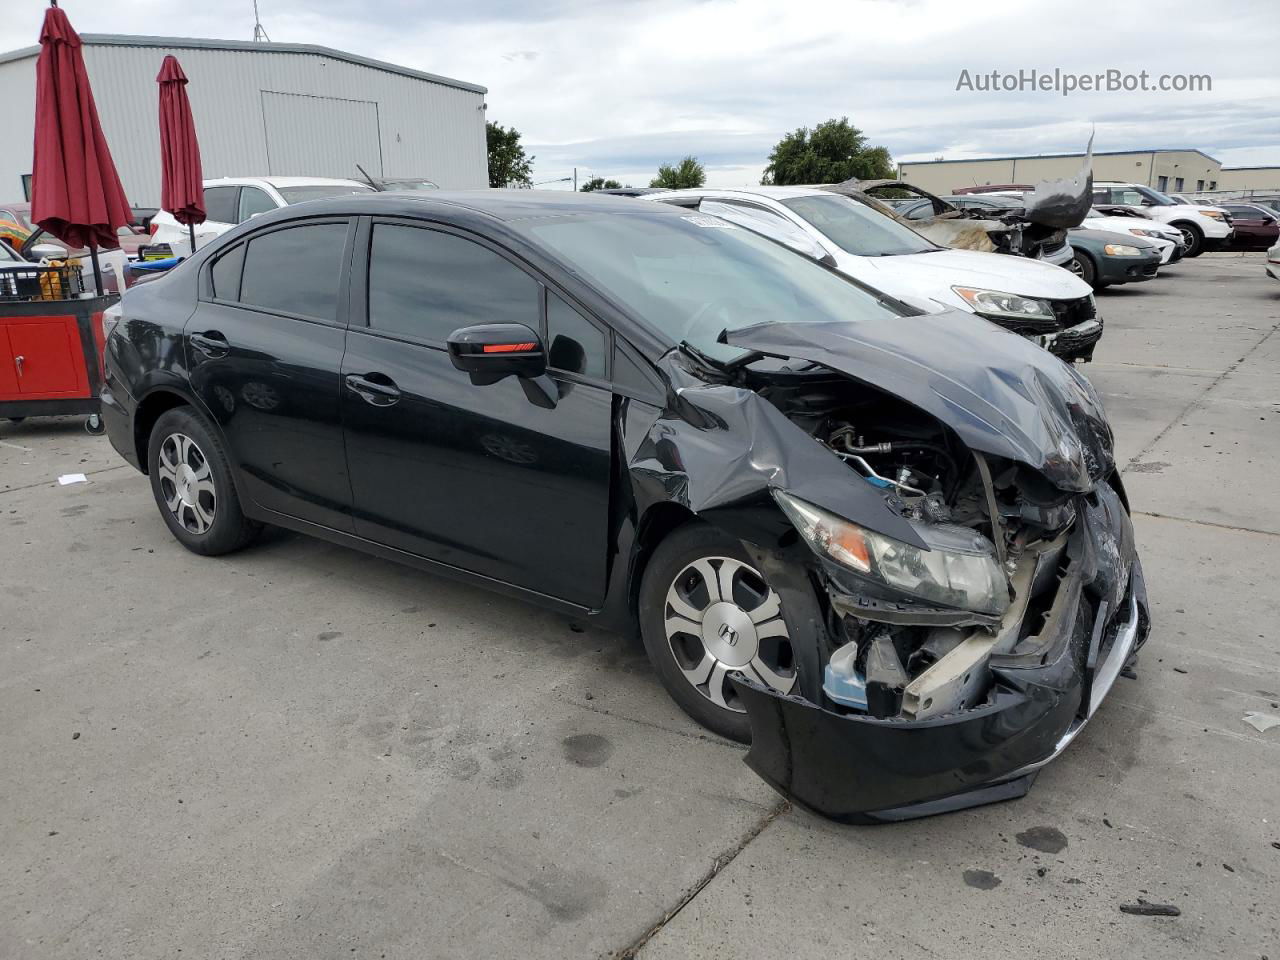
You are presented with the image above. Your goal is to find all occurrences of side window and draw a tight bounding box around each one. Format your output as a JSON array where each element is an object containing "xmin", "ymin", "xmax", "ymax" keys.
[
  {"xmin": 367, "ymin": 223, "xmax": 539, "ymax": 343},
  {"xmin": 209, "ymin": 243, "xmax": 245, "ymax": 301},
  {"xmin": 239, "ymin": 222, "xmax": 349, "ymax": 322},
  {"xmin": 1115, "ymin": 188, "xmax": 1146, "ymax": 205},
  {"xmin": 203, "ymin": 186, "xmax": 239, "ymax": 224},
  {"xmin": 238, "ymin": 187, "xmax": 276, "ymax": 223},
  {"xmin": 546, "ymin": 291, "xmax": 607, "ymax": 379}
]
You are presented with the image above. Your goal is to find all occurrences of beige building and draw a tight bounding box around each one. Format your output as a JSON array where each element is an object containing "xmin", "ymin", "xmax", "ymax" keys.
[{"xmin": 899, "ymin": 149, "xmax": 1280, "ymax": 197}]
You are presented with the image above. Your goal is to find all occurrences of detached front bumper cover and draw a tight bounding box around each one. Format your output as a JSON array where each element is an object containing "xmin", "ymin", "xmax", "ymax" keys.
[{"xmin": 733, "ymin": 487, "xmax": 1150, "ymax": 823}]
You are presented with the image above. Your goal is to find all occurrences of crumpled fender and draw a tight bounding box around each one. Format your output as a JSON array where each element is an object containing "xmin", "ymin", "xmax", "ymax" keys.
[
  {"xmin": 621, "ymin": 381, "xmax": 926, "ymax": 548},
  {"xmin": 722, "ymin": 315, "xmax": 1114, "ymax": 492}
]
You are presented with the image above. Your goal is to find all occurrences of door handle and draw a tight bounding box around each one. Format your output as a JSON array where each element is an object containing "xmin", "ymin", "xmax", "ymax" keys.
[
  {"xmin": 345, "ymin": 373, "xmax": 401, "ymax": 406},
  {"xmin": 190, "ymin": 331, "xmax": 230, "ymax": 358},
  {"xmin": 13, "ymin": 355, "xmax": 22, "ymax": 377}
]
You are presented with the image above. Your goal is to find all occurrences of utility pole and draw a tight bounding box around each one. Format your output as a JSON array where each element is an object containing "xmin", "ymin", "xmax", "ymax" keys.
[{"xmin": 573, "ymin": 167, "xmax": 577, "ymax": 192}]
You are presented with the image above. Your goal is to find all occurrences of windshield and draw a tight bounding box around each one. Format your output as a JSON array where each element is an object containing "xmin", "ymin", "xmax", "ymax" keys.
[
  {"xmin": 1135, "ymin": 186, "xmax": 1177, "ymax": 206},
  {"xmin": 524, "ymin": 211, "xmax": 907, "ymax": 359},
  {"xmin": 780, "ymin": 194, "xmax": 938, "ymax": 256},
  {"xmin": 277, "ymin": 184, "xmax": 374, "ymax": 204}
]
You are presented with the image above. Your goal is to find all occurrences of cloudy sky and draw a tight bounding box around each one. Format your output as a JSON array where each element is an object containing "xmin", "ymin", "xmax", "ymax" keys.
[{"xmin": 4, "ymin": 0, "xmax": 1278, "ymax": 187}]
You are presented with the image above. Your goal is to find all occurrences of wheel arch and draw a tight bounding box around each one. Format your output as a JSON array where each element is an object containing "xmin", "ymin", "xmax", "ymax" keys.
[
  {"xmin": 625, "ymin": 500, "xmax": 701, "ymax": 623},
  {"xmin": 132, "ymin": 386, "xmax": 201, "ymax": 475}
]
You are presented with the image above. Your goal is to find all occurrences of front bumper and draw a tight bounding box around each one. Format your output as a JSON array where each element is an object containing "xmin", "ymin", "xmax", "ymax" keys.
[
  {"xmin": 734, "ymin": 485, "xmax": 1150, "ymax": 823},
  {"xmin": 1041, "ymin": 317, "xmax": 1102, "ymax": 362}
]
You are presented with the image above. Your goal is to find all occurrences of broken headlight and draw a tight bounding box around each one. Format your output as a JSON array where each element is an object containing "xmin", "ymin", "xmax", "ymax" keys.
[
  {"xmin": 951, "ymin": 286, "xmax": 1054, "ymax": 323},
  {"xmin": 773, "ymin": 492, "xmax": 1011, "ymax": 616}
]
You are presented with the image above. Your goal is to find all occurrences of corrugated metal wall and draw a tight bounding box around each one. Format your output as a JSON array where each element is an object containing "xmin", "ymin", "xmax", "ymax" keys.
[{"xmin": 0, "ymin": 40, "xmax": 487, "ymax": 208}]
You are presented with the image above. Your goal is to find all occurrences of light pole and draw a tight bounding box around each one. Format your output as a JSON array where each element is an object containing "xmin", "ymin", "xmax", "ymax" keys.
[{"xmin": 532, "ymin": 177, "xmax": 572, "ymax": 188}]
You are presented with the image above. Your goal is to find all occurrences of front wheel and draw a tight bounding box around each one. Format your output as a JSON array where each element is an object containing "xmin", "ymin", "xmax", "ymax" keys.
[
  {"xmin": 147, "ymin": 406, "xmax": 260, "ymax": 556},
  {"xmin": 1174, "ymin": 221, "xmax": 1204, "ymax": 257},
  {"xmin": 638, "ymin": 524, "xmax": 798, "ymax": 742},
  {"xmin": 1068, "ymin": 250, "xmax": 1097, "ymax": 288}
]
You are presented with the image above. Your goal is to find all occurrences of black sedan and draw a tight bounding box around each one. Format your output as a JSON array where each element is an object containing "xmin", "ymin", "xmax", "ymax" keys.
[{"xmin": 100, "ymin": 192, "xmax": 1149, "ymax": 822}]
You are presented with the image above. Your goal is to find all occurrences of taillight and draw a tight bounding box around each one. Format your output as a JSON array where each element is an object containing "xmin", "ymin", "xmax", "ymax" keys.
[{"xmin": 148, "ymin": 222, "xmax": 159, "ymax": 235}]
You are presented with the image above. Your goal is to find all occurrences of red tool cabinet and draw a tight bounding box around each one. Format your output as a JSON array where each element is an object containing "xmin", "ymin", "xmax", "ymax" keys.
[{"xmin": 0, "ymin": 295, "xmax": 115, "ymax": 430}]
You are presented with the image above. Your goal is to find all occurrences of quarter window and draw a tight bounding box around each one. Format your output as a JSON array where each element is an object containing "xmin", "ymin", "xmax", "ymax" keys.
[
  {"xmin": 239, "ymin": 222, "xmax": 349, "ymax": 322},
  {"xmin": 367, "ymin": 223, "xmax": 539, "ymax": 343},
  {"xmin": 546, "ymin": 291, "xmax": 607, "ymax": 378},
  {"xmin": 209, "ymin": 243, "xmax": 245, "ymax": 301},
  {"xmin": 203, "ymin": 186, "xmax": 239, "ymax": 224}
]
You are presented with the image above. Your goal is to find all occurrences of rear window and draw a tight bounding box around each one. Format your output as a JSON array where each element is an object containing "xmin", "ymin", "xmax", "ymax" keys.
[{"xmin": 277, "ymin": 185, "xmax": 373, "ymax": 204}]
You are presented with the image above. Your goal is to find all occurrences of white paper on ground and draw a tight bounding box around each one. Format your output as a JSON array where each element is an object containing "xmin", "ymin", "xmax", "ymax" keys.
[
  {"xmin": 57, "ymin": 473, "xmax": 88, "ymax": 486},
  {"xmin": 1242, "ymin": 712, "xmax": 1280, "ymax": 734}
]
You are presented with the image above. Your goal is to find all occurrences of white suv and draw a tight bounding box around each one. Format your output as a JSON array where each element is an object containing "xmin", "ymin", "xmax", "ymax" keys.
[
  {"xmin": 150, "ymin": 177, "xmax": 373, "ymax": 253},
  {"xmin": 1091, "ymin": 182, "xmax": 1233, "ymax": 257},
  {"xmin": 645, "ymin": 187, "xmax": 1102, "ymax": 361}
]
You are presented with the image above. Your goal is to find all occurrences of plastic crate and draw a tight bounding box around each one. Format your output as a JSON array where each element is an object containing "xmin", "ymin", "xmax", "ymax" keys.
[{"xmin": 0, "ymin": 263, "xmax": 85, "ymax": 302}]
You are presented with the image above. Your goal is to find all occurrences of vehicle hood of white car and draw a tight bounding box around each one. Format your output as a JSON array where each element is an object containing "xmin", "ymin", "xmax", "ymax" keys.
[
  {"xmin": 845, "ymin": 247, "xmax": 1091, "ymax": 309},
  {"xmin": 1084, "ymin": 216, "xmax": 1179, "ymax": 238}
]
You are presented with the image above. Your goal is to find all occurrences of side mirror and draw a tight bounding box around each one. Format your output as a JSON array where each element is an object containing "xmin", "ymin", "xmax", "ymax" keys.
[
  {"xmin": 30, "ymin": 242, "xmax": 69, "ymax": 261},
  {"xmin": 447, "ymin": 323, "xmax": 547, "ymax": 385}
]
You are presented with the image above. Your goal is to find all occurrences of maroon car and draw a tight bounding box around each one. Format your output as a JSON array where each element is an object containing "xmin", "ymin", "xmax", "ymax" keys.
[{"xmin": 1220, "ymin": 203, "xmax": 1280, "ymax": 250}]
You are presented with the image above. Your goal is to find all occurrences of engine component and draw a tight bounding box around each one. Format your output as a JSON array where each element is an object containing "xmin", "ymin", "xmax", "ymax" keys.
[{"xmin": 823, "ymin": 640, "xmax": 868, "ymax": 710}]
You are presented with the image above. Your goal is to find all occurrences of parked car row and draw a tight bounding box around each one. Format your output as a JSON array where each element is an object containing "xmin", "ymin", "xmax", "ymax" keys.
[{"xmin": 100, "ymin": 189, "xmax": 1149, "ymax": 821}]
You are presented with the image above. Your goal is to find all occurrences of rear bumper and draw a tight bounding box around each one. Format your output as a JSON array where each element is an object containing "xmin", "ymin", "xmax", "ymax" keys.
[
  {"xmin": 100, "ymin": 381, "xmax": 141, "ymax": 471},
  {"xmin": 734, "ymin": 485, "xmax": 1149, "ymax": 823}
]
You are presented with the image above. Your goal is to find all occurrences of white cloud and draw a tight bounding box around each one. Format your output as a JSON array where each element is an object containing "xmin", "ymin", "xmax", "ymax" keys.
[{"xmin": 3, "ymin": 0, "xmax": 1277, "ymax": 186}]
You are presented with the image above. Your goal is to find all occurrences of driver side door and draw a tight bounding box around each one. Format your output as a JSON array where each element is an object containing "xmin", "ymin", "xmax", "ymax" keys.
[{"xmin": 340, "ymin": 218, "xmax": 614, "ymax": 608}]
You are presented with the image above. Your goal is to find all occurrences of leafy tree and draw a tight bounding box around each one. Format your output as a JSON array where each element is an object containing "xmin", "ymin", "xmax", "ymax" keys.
[
  {"xmin": 650, "ymin": 156, "xmax": 706, "ymax": 189},
  {"xmin": 580, "ymin": 177, "xmax": 623, "ymax": 192},
  {"xmin": 486, "ymin": 122, "xmax": 534, "ymax": 188},
  {"xmin": 761, "ymin": 118, "xmax": 894, "ymax": 185}
]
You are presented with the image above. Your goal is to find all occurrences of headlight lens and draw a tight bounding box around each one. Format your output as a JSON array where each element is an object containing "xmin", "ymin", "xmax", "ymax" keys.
[
  {"xmin": 1128, "ymin": 228, "xmax": 1157, "ymax": 238},
  {"xmin": 952, "ymin": 286, "xmax": 1055, "ymax": 322},
  {"xmin": 1103, "ymin": 243, "xmax": 1142, "ymax": 256},
  {"xmin": 1199, "ymin": 210, "xmax": 1225, "ymax": 220},
  {"xmin": 773, "ymin": 492, "xmax": 1011, "ymax": 615}
]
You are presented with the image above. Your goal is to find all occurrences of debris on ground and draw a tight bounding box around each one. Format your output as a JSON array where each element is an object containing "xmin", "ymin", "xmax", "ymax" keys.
[
  {"xmin": 1242, "ymin": 712, "xmax": 1280, "ymax": 734},
  {"xmin": 1120, "ymin": 899, "xmax": 1181, "ymax": 917},
  {"xmin": 57, "ymin": 473, "xmax": 88, "ymax": 485}
]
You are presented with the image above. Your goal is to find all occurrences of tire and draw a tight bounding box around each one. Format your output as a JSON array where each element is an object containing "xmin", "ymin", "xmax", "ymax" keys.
[
  {"xmin": 1173, "ymin": 221, "xmax": 1204, "ymax": 257},
  {"xmin": 146, "ymin": 406, "xmax": 260, "ymax": 556},
  {"xmin": 1068, "ymin": 250, "xmax": 1097, "ymax": 288},
  {"xmin": 638, "ymin": 523, "xmax": 798, "ymax": 743},
  {"xmin": 5, "ymin": 417, "xmax": 25, "ymax": 424}
]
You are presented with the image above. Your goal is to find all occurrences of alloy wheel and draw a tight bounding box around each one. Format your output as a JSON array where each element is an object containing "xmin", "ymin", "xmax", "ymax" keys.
[
  {"xmin": 156, "ymin": 432, "xmax": 217, "ymax": 535},
  {"xmin": 1068, "ymin": 257, "xmax": 1085, "ymax": 278},
  {"xmin": 663, "ymin": 556, "xmax": 796, "ymax": 711}
]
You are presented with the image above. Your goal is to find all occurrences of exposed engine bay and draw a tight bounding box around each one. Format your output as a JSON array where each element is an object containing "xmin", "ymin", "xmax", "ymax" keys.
[{"xmin": 754, "ymin": 369, "xmax": 1087, "ymax": 722}]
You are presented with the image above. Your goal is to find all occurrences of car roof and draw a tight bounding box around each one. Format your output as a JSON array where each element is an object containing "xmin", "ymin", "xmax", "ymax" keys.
[{"xmin": 203, "ymin": 176, "xmax": 369, "ymax": 189}]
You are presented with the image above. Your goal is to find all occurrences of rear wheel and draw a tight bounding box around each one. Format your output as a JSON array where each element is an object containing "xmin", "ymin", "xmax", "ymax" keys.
[
  {"xmin": 1174, "ymin": 221, "xmax": 1204, "ymax": 257},
  {"xmin": 638, "ymin": 524, "xmax": 797, "ymax": 742},
  {"xmin": 147, "ymin": 406, "xmax": 260, "ymax": 556}
]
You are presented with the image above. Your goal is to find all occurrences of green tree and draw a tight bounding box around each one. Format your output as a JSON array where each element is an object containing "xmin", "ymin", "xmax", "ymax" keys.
[
  {"xmin": 650, "ymin": 156, "xmax": 706, "ymax": 189},
  {"xmin": 761, "ymin": 118, "xmax": 894, "ymax": 185},
  {"xmin": 580, "ymin": 177, "xmax": 623, "ymax": 192},
  {"xmin": 486, "ymin": 122, "xmax": 534, "ymax": 188}
]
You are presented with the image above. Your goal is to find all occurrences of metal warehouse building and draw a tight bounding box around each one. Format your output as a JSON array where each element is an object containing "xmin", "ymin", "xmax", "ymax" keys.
[
  {"xmin": 0, "ymin": 34, "xmax": 489, "ymax": 207},
  {"xmin": 899, "ymin": 149, "xmax": 1280, "ymax": 197}
]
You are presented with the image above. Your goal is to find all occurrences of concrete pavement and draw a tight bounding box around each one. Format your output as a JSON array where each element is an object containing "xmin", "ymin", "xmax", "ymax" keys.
[{"xmin": 2, "ymin": 253, "xmax": 1277, "ymax": 959}]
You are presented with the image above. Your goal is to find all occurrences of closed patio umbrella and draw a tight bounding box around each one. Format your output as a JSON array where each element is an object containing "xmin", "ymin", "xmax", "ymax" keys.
[
  {"xmin": 30, "ymin": 0, "xmax": 133, "ymax": 293},
  {"xmin": 156, "ymin": 54, "xmax": 205, "ymax": 255}
]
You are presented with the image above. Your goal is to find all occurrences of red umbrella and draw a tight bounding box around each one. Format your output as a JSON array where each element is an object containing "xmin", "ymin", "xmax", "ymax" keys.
[
  {"xmin": 30, "ymin": 1, "xmax": 132, "ymax": 290},
  {"xmin": 157, "ymin": 54, "xmax": 205, "ymax": 253}
]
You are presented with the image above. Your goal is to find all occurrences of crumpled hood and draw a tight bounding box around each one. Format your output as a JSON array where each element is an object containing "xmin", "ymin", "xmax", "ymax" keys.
[
  {"xmin": 1082, "ymin": 216, "xmax": 1181, "ymax": 240},
  {"xmin": 858, "ymin": 248, "xmax": 1091, "ymax": 305},
  {"xmin": 724, "ymin": 312, "xmax": 1114, "ymax": 492}
]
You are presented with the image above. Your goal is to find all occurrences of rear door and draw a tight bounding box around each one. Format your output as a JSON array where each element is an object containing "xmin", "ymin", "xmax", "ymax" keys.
[
  {"xmin": 340, "ymin": 217, "xmax": 613, "ymax": 607},
  {"xmin": 186, "ymin": 217, "xmax": 356, "ymax": 531}
]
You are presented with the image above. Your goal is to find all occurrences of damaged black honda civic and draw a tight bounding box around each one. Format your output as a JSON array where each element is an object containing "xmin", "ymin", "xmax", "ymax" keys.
[{"xmin": 100, "ymin": 191, "xmax": 1149, "ymax": 822}]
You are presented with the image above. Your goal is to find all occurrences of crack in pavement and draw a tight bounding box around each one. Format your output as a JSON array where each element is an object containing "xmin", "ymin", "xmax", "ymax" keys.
[
  {"xmin": 612, "ymin": 800, "xmax": 789, "ymax": 959},
  {"xmin": 1123, "ymin": 317, "xmax": 1280, "ymax": 471},
  {"xmin": 0, "ymin": 463, "xmax": 129, "ymax": 497},
  {"xmin": 1134, "ymin": 510, "xmax": 1280, "ymax": 538}
]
